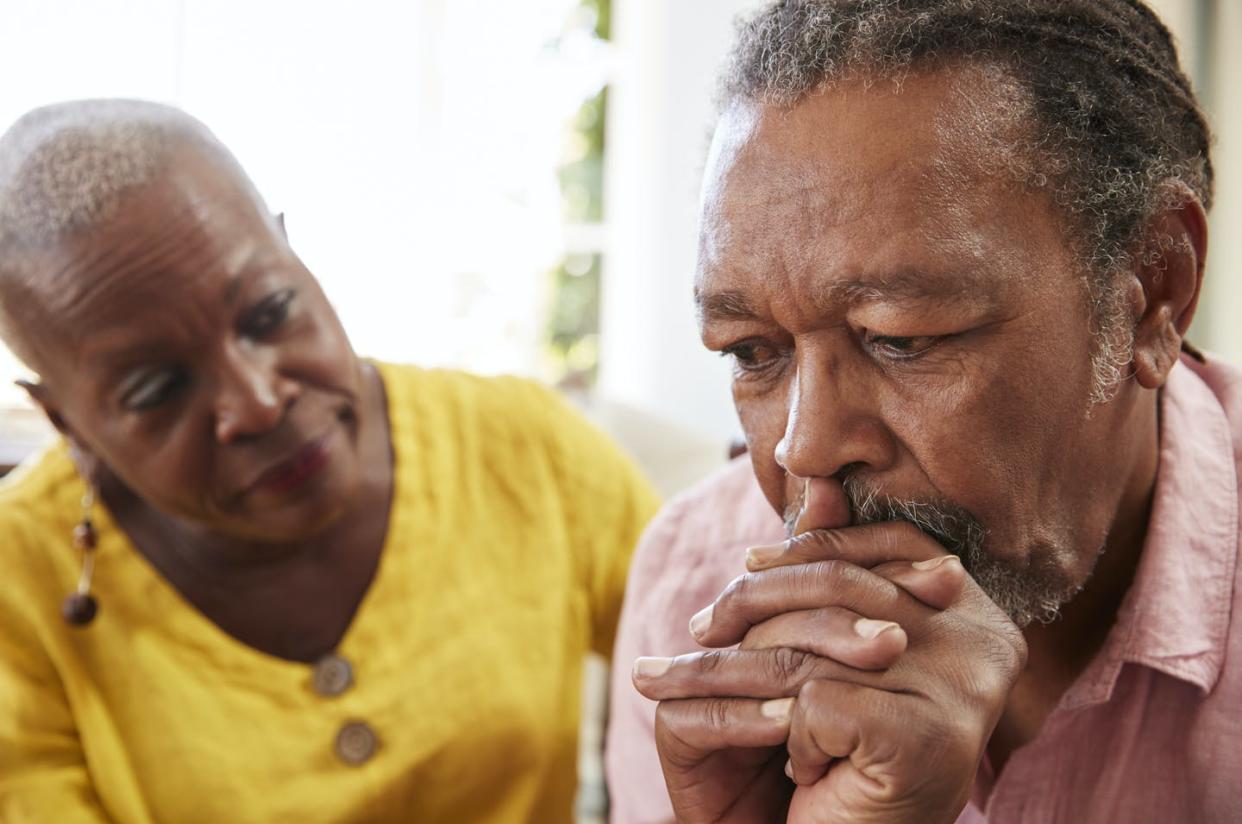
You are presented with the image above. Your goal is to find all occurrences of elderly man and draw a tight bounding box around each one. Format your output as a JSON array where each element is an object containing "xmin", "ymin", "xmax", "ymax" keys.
[{"xmin": 608, "ymin": 1, "xmax": 1239, "ymax": 822}]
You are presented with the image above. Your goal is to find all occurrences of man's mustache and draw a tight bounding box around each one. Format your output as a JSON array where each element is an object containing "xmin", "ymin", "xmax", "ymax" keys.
[{"xmin": 783, "ymin": 476, "xmax": 986, "ymax": 559}]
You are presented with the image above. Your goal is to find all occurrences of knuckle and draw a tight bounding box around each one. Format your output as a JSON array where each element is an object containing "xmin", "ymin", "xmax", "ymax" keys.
[
  {"xmin": 810, "ymin": 558, "xmax": 848, "ymax": 589},
  {"xmin": 768, "ymin": 646, "xmax": 816, "ymax": 689},
  {"xmin": 813, "ymin": 558, "xmax": 895, "ymax": 610},
  {"xmin": 794, "ymin": 528, "xmax": 842, "ymax": 559},
  {"xmin": 653, "ymin": 702, "xmax": 706, "ymax": 769},
  {"xmin": 704, "ymin": 698, "xmax": 734, "ymax": 731},
  {"xmin": 696, "ymin": 650, "xmax": 727, "ymax": 674},
  {"xmin": 953, "ymin": 632, "xmax": 1022, "ymax": 704},
  {"xmin": 914, "ymin": 713, "xmax": 976, "ymax": 771},
  {"xmin": 653, "ymin": 700, "xmax": 684, "ymax": 736},
  {"xmin": 891, "ymin": 520, "xmax": 927, "ymax": 544},
  {"xmin": 877, "ymin": 520, "xmax": 925, "ymax": 556},
  {"xmin": 797, "ymin": 677, "xmax": 832, "ymax": 706},
  {"xmin": 1003, "ymin": 624, "xmax": 1029, "ymax": 670},
  {"xmin": 718, "ymin": 572, "xmax": 752, "ymax": 610}
]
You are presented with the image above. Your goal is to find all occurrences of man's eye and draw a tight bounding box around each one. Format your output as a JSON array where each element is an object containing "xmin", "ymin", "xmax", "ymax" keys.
[
  {"xmin": 121, "ymin": 367, "xmax": 188, "ymax": 411},
  {"xmin": 865, "ymin": 333, "xmax": 942, "ymax": 359},
  {"xmin": 241, "ymin": 289, "xmax": 295, "ymax": 338},
  {"xmin": 721, "ymin": 340, "xmax": 782, "ymax": 373}
]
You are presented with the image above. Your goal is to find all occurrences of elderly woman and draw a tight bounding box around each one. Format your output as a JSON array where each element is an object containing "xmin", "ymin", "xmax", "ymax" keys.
[{"xmin": 0, "ymin": 100, "xmax": 658, "ymax": 823}]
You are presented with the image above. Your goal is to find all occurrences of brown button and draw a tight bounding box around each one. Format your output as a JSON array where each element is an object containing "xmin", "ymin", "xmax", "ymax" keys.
[
  {"xmin": 312, "ymin": 654, "xmax": 354, "ymax": 697},
  {"xmin": 335, "ymin": 720, "xmax": 379, "ymax": 765}
]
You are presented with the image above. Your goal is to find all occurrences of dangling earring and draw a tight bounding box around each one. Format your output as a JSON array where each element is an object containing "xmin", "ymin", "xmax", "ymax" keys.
[{"xmin": 62, "ymin": 486, "xmax": 99, "ymax": 627}]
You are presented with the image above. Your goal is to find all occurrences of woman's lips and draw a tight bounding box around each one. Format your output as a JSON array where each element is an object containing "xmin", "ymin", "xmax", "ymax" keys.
[{"xmin": 250, "ymin": 432, "xmax": 334, "ymax": 496}]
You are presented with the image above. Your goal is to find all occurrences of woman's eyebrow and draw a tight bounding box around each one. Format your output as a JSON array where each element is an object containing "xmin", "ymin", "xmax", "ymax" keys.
[{"xmin": 88, "ymin": 340, "xmax": 177, "ymax": 370}]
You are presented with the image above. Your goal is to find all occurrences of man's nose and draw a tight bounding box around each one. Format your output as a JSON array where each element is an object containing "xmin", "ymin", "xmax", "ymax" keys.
[
  {"xmin": 773, "ymin": 354, "xmax": 895, "ymax": 479},
  {"xmin": 213, "ymin": 345, "xmax": 299, "ymax": 444}
]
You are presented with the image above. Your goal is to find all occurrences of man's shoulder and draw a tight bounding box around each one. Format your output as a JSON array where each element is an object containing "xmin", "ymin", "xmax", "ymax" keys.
[
  {"xmin": 1182, "ymin": 353, "xmax": 1242, "ymax": 437},
  {"xmin": 630, "ymin": 457, "xmax": 784, "ymax": 590},
  {"xmin": 660, "ymin": 456, "xmax": 785, "ymax": 548}
]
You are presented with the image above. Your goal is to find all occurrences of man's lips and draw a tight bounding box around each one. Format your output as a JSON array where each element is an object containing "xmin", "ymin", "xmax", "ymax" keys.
[{"xmin": 246, "ymin": 432, "xmax": 335, "ymax": 496}]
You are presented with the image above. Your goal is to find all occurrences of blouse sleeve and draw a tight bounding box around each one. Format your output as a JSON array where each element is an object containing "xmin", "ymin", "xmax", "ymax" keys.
[{"xmin": 536, "ymin": 385, "xmax": 662, "ymax": 658}]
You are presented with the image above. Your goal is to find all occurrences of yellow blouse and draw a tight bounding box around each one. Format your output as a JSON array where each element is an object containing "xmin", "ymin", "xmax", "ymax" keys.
[{"xmin": 0, "ymin": 363, "xmax": 659, "ymax": 823}]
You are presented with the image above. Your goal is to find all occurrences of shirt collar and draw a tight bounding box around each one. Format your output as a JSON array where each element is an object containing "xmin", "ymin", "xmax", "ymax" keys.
[{"xmin": 1066, "ymin": 357, "xmax": 1238, "ymax": 708}]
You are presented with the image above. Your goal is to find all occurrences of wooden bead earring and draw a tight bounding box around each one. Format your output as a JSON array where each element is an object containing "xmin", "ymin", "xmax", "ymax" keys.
[{"xmin": 62, "ymin": 487, "xmax": 99, "ymax": 627}]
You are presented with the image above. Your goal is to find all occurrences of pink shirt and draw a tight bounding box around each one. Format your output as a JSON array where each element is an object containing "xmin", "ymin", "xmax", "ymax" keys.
[{"xmin": 606, "ymin": 354, "xmax": 1242, "ymax": 823}]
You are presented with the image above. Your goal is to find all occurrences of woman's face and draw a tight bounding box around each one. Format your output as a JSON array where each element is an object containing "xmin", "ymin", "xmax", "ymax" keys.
[{"xmin": 24, "ymin": 149, "xmax": 370, "ymax": 543}]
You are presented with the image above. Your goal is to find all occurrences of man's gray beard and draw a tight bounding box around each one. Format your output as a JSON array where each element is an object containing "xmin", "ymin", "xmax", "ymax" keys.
[{"xmin": 785, "ymin": 476, "xmax": 1087, "ymax": 628}]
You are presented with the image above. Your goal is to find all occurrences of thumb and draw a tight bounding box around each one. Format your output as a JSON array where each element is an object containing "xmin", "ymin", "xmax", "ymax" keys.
[{"xmin": 792, "ymin": 477, "xmax": 851, "ymax": 535}]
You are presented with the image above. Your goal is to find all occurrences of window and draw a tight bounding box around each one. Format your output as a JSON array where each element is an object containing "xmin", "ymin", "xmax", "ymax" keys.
[{"xmin": 0, "ymin": 0, "xmax": 612, "ymax": 427}]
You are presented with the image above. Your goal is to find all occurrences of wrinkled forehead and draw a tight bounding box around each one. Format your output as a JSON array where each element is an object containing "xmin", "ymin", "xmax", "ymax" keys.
[
  {"xmin": 3, "ymin": 151, "xmax": 283, "ymax": 370},
  {"xmin": 43, "ymin": 149, "xmax": 272, "ymax": 282},
  {"xmin": 696, "ymin": 67, "xmax": 1047, "ymax": 304}
]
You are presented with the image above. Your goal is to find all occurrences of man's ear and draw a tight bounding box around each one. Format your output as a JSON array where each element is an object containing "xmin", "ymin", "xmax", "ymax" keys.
[
  {"xmin": 17, "ymin": 379, "xmax": 103, "ymax": 480},
  {"xmin": 1130, "ymin": 186, "xmax": 1208, "ymax": 390}
]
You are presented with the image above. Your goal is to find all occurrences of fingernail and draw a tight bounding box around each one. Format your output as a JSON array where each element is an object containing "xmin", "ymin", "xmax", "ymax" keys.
[
  {"xmin": 745, "ymin": 543, "xmax": 784, "ymax": 569},
  {"xmin": 633, "ymin": 656, "xmax": 673, "ymax": 679},
  {"xmin": 912, "ymin": 555, "xmax": 960, "ymax": 571},
  {"xmin": 784, "ymin": 758, "xmax": 794, "ymax": 780},
  {"xmin": 792, "ymin": 477, "xmax": 812, "ymax": 533},
  {"xmin": 761, "ymin": 697, "xmax": 794, "ymax": 722},
  {"xmin": 854, "ymin": 618, "xmax": 900, "ymax": 639},
  {"xmin": 688, "ymin": 605, "xmax": 714, "ymax": 639}
]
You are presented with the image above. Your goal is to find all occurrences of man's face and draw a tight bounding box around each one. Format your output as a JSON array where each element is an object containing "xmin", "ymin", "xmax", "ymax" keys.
[
  {"xmin": 696, "ymin": 69, "xmax": 1150, "ymax": 623},
  {"xmin": 24, "ymin": 148, "xmax": 368, "ymax": 543}
]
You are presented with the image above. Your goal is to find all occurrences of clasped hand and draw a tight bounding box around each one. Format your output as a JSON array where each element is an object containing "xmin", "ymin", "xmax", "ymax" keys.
[{"xmin": 632, "ymin": 479, "xmax": 1027, "ymax": 824}]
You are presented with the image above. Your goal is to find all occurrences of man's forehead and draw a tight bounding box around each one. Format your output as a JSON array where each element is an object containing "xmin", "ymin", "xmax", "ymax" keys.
[
  {"xmin": 708, "ymin": 73, "xmax": 959, "ymax": 179},
  {"xmin": 696, "ymin": 69, "xmax": 1051, "ymax": 318},
  {"xmin": 695, "ymin": 263, "xmax": 1001, "ymax": 322}
]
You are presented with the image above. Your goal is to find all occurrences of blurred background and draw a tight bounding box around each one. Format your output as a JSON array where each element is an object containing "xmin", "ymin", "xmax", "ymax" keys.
[{"xmin": 0, "ymin": 1, "xmax": 1238, "ymax": 819}]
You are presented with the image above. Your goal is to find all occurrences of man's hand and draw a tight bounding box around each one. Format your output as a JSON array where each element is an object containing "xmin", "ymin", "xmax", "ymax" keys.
[{"xmin": 633, "ymin": 479, "xmax": 1026, "ymax": 824}]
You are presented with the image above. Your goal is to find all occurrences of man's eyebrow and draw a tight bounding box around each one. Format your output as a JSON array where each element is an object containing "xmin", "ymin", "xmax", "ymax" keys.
[
  {"xmin": 695, "ymin": 289, "xmax": 759, "ymax": 321},
  {"xmin": 696, "ymin": 268, "xmax": 996, "ymax": 321},
  {"xmin": 829, "ymin": 269, "xmax": 994, "ymax": 305}
]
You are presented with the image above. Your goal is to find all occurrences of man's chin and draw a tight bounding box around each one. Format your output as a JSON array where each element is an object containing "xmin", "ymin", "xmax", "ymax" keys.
[{"xmin": 967, "ymin": 540, "xmax": 1097, "ymax": 629}]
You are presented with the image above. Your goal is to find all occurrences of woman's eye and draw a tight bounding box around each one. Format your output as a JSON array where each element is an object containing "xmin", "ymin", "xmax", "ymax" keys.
[
  {"xmin": 865, "ymin": 333, "xmax": 942, "ymax": 359},
  {"xmin": 241, "ymin": 289, "xmax": 295, "ymax": 338},
  {"xmin": 721, "ymin": 340, "xmax": 783, "ymax": 373},
  {"xmin": 121, "ymin": 367, "xmax": 187, "ymax": 411}
]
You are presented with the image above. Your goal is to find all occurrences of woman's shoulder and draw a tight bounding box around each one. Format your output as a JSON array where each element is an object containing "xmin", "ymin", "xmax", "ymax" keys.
[
  {"xmin": 375, "ymin": 361, "xmax": 587, "ymax": 445},
  {"xmin": 375, "ymin": 361, "xmax": 645, "ymax": 508},
  {"xmin": 0, "ymin": 442, "xmax": 80, "ymax": 619},
  {"xmin": 0, "ymin": 440, "xmax": 80, "ymax": 533},
  {"xmin": 376, "ymin": 360, "xmax": 560, "ymax": 406}
]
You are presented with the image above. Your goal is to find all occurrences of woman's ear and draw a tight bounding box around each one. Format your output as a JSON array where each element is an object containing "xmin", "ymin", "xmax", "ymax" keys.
[
  {"xmin": 17, "ymin": 378, "xmax": 69, "ymax": 434},
  {"xmin": 17, "ymin": 378, "xmax": 104, "ymax": 482},
  {"xmin": 1130, "ymin": 186, "xmax": 1208, "ymax": 390}
]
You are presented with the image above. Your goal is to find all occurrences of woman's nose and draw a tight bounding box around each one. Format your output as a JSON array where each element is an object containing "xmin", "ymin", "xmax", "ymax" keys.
[{"xmin": 213, "ymin": 348, "xmax": 299, "ymax": 443}]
